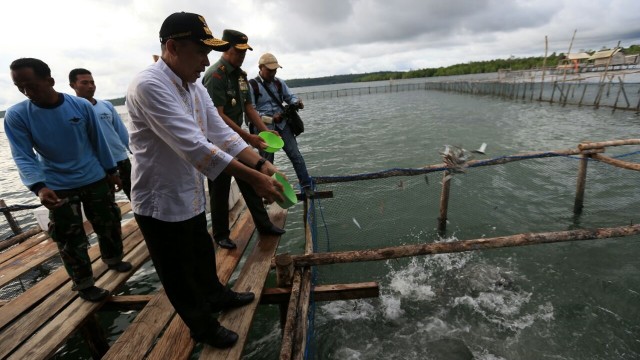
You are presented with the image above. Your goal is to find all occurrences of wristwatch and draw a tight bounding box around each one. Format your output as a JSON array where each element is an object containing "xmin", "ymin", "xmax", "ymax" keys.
[{"xmin": 255, "ymin": 158, "xmax": 266, "ymax": 171}]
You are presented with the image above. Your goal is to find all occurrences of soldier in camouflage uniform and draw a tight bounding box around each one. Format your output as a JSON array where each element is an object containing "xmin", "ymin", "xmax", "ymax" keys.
[
  {"xmin": 5, "ymin": 58, "xmax": 132, "ymax": 302},
  {"xmin": 202, "ymin": 29, "xmax": 285, "ymax": 250}
]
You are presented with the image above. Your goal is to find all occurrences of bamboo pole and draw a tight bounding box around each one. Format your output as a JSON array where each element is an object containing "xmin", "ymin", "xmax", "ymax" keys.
[
  {"xmin": 291, "ymin": 224, "xmax": 640, "ymax": 267},
  {"xmin": 618, "ymin": 77, "xmax": 631, "ymax": 108},
  {"xmin": 578, "ymin": 83, "xmax": 588, "ymax": 106},
  {"xmin": 573, "ymin": 154, "xmax": 590, "ymax": 214},
  {"xmin": 314, "ymin": 147, "xmax": 605, "ymax": 184},
  {"xmin": 539, "ymin": 36, "xmax": 548, "ymax": 101},
  {"xmin": 437, "ymin": 171, "xmax": 452, "ymax": 235}
]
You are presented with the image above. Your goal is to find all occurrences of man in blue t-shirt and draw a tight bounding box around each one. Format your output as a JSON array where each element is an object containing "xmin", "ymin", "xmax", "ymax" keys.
[
  {"xmin": 69, "ymin": 68, "xmax": 132, "ymax": 200},
  {"xmin": 4, "ymin": 58, "xmax": 132, "ymax": 302}
]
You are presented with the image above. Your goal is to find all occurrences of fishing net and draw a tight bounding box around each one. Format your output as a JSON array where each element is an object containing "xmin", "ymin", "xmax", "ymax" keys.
[{"xmin": 299, "ymin": 148, "xmax": 640, "ymax": 359}]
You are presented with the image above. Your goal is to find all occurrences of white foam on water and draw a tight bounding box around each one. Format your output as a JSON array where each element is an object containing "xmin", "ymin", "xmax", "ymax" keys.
[{"xmin": 320, "ymin": 298, "xmax": 377, "ymax": 321}]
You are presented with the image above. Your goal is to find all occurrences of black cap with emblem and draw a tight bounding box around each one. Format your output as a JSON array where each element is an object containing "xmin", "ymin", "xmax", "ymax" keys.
[{"xmin": 159, "ymin": 12, "xmax": 229, "ymax": 51}]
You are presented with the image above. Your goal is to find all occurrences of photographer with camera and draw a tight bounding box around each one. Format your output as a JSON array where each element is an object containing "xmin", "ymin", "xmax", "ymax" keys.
[{"xmin": 249, "ymin": 53, "xmax": 313, "ymax": 196}]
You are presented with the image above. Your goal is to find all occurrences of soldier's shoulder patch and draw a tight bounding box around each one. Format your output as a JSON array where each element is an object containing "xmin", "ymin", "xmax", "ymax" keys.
[{"xmin": 212, "ymin": 72, "xmax": 223, "ymax": 80}]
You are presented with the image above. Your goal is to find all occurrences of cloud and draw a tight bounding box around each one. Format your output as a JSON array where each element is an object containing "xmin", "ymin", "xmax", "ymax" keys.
[{"xmin": 1, "ymin": 0, "xmax": 640, "ymax": 111}]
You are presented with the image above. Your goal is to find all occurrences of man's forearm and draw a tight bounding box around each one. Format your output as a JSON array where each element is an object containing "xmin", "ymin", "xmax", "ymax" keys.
[{"xmin": 245, "ymin": 105, "xmax": 269, "ymax": 133}]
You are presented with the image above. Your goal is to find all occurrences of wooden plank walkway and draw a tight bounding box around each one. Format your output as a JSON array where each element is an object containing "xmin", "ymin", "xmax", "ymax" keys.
[
  {"xmin": 0, "ymin": 191, "xmax": 292, "ymax": 359},
  {"xmin": 0, "ymin": 189, "xmax": 383, "ymax": 359},
  {"xmin": 0, "ymin": 202, "xmax": 132, "ymax": 289},
  {"xmin": 0, "ymin": 229, "xmax": 145, "ymax": 358},
  {"xmin": 103, "ymin": 202, "xmax": 287, "ymax": 360}
]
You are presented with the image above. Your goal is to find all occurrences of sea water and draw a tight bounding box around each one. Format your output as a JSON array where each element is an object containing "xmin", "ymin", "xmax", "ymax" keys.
[{"xmin": 1, "ymin": 82, "xmax": 639, "ymax": 359}]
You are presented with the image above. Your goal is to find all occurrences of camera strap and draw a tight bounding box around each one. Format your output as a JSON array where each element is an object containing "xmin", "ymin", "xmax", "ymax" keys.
[{"xmin": 255, "ymin": 77, "xmax": 285, "ymax": 110}]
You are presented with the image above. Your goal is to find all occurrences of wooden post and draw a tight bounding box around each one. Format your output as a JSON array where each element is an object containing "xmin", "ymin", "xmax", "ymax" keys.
[
  {"xmin": 279, "ymin": 269, "xmax": 302, "ymax": 360},
  {"xmin": 276, "ymin": 253, "xmax": 294, "ymax": 287},
  {"xmin": 0, "ymin": 200, "xmax": 23, "ymax": 235},
  {"xmin": 276, "ymin": 253, "xmax": 294, "ymax": 329},
  {"xmin": 437, "ymin": 171, "xmax": 452, "ymax": 235},
  {"xmin": 79, "ymin": 314, "xmax": 110, "ymax": 359},
  {"xmin": 573, "ymin": 153, "xmax": 590, "ymax": 214}
]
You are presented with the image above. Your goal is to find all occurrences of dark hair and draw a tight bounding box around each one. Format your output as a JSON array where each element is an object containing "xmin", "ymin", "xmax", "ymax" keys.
[
  {"xmin": 69, "ymin": 68, "xmax": 92, "ymax": 83},
  {"xmin": 10, "ymin": 58, "xmax": 51, "ymax": 78}
]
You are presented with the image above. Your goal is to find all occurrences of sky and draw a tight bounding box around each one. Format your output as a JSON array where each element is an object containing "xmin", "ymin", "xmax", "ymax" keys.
[{"xmin": 1, "ymin": 0, "xmax": 640, "ymax": 111}]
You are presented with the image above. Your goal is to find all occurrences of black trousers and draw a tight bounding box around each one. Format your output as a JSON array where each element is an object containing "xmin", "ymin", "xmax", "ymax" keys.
[
  {"xmin": 135, "ymin": 212, "xmax": 226, "ymax": 339},
  {"xmin": 208, "ymin": 172, "xmax": 271, "ymax": 241}
]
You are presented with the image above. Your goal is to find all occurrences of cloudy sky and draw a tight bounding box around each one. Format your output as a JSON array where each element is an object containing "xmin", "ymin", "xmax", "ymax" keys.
[{"xmin": 1, "ymin": 0, "xmax": 639, "ymax": 110}]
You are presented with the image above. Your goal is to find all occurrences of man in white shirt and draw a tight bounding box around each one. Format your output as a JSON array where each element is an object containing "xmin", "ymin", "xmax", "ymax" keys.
[{"xmin": 126, "ymin": 12, "xmax": 284, "ymax": 349}]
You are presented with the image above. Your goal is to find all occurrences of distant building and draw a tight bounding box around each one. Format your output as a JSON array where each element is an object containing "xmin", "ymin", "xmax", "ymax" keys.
[
  {"xmin": 557, "ymin": 52, "xmax": 591, "ymax": 72},
  {"xmin": 588, "ymin": 48, "xmax": 625, "ymax": 69}
]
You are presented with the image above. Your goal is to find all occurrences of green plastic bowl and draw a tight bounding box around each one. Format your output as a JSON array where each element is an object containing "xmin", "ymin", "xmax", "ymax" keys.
[
  {"xmin": 272, "ymin": 173, "xmax": 297, "ymax": 208},
  {"xmin": 259, "ymin": 131, "xmax": 284, "ymax": 153}
]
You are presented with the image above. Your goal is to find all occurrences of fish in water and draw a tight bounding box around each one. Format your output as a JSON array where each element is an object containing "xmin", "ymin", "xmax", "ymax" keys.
[
  {"xmin": 397, "ymin": 180, "xmax": 405, "ymax": 190},
  {"xmin": 352, "ymin": 217, "xmax": 362, "ymax": 229}
]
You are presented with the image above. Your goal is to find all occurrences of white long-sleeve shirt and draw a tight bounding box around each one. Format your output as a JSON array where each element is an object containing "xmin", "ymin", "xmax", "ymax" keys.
[{"xmin": 126, "ymin": 59, "xmax": 247, "ymax": 222}]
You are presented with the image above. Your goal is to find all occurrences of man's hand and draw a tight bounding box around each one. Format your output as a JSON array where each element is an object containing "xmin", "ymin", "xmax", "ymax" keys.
[
  {"xmin": 38, "ymin": 187, "xmax": 66, "ymax": 210},
  {"xmin": 107, "ymin": 173, "xmax": 123, "ymax": 193},
  {"xmin": 247, "ymin": 133, "xmax": 268, "ymax": 151},
  {"xmin": 273, "ymin": 113, "xmax": 283, "ymax": 123},
  {"xmin": 259, "ymin": 160, "xmax": 280, "ymax": 177},
  {"xmin": 296, "ymin": 101, "xmax": 304, "ymax": 110},
  {"xmin": 253, "ymin": 173, "xmax": 285, "ymax": 204}
]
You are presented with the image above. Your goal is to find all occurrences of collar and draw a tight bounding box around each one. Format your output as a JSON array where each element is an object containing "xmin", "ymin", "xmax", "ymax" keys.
[
  {"xmin": 156, "ymin": 58, "xmax": 193, "ymax": 90},
  {"xmin": 218, "ymin": 57, "xmax": 238, "ymax": 74}
]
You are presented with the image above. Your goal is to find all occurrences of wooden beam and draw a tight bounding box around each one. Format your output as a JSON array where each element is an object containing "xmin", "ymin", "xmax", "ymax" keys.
[
  {"xmin": 292, "ymin": 268, "xmax": 312, "ymax": 360},
  {"xmin": 295, "ymin": 190, "xmax": 333, "ymax": 201},
  {"xmin": 260, "ymin": 282, "xmax": 380, "ymax": 304},
  {"xmin": 0, "ymin": 200, "xmax": 22, "ymax": 235},
  {"xmin": 103, "ymin": 289, "xmax": 176, "ymax": 360},
  {"xmin": 578, "ymin": 139, "xmax": 640, "ymax": 150},
  {"xmin": 590, "ymin": 153, "xmax": 640, "ymax": 171},
  {"xmin": 291, "ymin": 225, "xmax": 640, "ymax": 267},
  {"xmin": 0, "ymin": 227, "xmax": 42, "ymax": 252}
]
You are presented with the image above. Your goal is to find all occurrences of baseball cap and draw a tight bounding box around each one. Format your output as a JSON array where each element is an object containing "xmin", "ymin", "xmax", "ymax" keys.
[
  {"xmin": 159, "ymin": 12, "xmax": 228, "ymax": 51},
  {"xmin": 259, "ymin": 53, "xmax": 282, "ymax": 70},
  {"xmin": 221, "ymin": 29, "xmax": 253, "ymax": 51}
]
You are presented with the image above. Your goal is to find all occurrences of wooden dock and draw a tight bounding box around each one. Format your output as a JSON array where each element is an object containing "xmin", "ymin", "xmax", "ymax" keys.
[{"xmin": 0, "ymin": 189, "xmax": 379, "ymax": 360}]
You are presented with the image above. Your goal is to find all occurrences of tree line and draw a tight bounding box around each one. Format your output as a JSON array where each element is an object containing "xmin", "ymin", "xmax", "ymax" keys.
[
  {"xmin": 286, "ymin": 44, "xmax": 640, "ymax": 87},
  {"xmin": 2, "ymin": 45, "xmax": 638, "ymax": 115}
]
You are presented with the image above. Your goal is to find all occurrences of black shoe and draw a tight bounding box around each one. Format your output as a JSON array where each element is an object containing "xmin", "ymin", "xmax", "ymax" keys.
[
  {"xmin": 202, "ymin": 325, "xmax": 239, "ymax": 349},
  {"xmin": 215, "ymin": 238, "xmax": 237, "ymax": 249},
  {"xmin": 108, "ymin": 261, "xmax": 132, "ymax": 272},
  {"xmin": 222, "ymin": 290, "xmax": 255, "ymax": 311},
  {"xmin": 78, "ymin": 286, "xmax": 109, "ymax": 302},
  {"xmin": 258, "ymin": 224, "xmax": 286, "ymax": 236}
]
